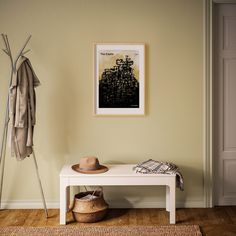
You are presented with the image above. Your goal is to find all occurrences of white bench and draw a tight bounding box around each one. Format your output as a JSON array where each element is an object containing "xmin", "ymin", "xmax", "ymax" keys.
[{"xmin": 60, "ymin": 164, "xmax": 176, "ymax": 224}]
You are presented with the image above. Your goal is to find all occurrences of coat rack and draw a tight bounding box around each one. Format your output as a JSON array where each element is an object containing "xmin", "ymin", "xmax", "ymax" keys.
[{"xmin": 0, "ymin": 34, "xmax": 48, "ymax": 218}]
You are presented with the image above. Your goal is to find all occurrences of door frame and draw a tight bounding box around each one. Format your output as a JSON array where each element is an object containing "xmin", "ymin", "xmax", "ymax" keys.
[{"xmin": 204, "ymin": 0, "xmax": 236, "ymax": 207}]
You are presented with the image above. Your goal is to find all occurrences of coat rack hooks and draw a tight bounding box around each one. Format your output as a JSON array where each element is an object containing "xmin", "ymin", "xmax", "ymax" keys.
[
  {"xmin": 1, "ymin": 34, "xmax": 32, "ymax": 71},
  {"xmin": 0, "ymin": 34, "xmax": 48, "ymax": 219}
]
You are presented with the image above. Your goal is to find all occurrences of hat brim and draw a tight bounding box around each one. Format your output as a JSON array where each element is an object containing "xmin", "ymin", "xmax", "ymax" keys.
[{"xmin": 72, "ymin": 164, "xmax": 108, "ymax": 174}]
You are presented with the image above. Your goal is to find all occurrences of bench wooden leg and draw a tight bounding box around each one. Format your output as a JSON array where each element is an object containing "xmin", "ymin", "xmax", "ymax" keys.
[
  {"xmin": 66, "ymin": 186, "xmax": 70, "ymax": 212},
  {"xmin": 169, "ymin": 183, "xmax": 176, "ymax": 224},
  {"xmin": 166, "ymin": 185, "xmax": 170, "ymax": 212},
  {"xmin": 60, "ymin": 179, "xmax": 69, "ymax": 225}
]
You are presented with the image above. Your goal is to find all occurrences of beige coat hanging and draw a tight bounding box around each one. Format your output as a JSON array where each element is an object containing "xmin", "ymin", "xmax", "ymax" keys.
[{"xmin": 9, "ymin": 56, "xmax": 40, "ymax": 160}]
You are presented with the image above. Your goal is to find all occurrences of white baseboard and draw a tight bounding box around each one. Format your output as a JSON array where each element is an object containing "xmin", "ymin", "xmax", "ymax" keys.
[
  {"xmin": 1, "ymin": 199, "xmax": 204, "ymax": 209},
  {"xmin": 1, "ymin": 200, "xmax": 59, "ymax": 209}
]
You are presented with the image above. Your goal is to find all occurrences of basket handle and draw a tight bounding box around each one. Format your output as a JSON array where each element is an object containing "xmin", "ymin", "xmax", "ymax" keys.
[{"xmin": 91, "ymin": 186, "xmax": 103, "ymax": 198}]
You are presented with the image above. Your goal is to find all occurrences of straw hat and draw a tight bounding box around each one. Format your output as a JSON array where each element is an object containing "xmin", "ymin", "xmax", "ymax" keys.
[{"xmin": 72, "ymin": 156, "xmax": 108, "ymax": 174}]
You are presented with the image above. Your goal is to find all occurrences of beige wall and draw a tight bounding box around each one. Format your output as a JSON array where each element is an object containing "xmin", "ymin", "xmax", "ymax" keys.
[{"xmin": 0, "ymin": 0, "xmax": 204, "ymax": 207}]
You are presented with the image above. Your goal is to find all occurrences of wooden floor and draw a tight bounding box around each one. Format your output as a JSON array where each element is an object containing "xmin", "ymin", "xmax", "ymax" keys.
[{"xmin": 0, "ymin": 207, "xmax": 235, "ymax": 236}]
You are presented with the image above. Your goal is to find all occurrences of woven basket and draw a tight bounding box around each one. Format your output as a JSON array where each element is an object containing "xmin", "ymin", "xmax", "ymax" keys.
[{"xmin": 72, "ymin": 190, "xmax": 109, "ymax": 223}]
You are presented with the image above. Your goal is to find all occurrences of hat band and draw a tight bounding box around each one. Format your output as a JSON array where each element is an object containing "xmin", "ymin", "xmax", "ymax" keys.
[{"xmin": 79, "ymin": 166, "xmax": 99, "ymax": 171}]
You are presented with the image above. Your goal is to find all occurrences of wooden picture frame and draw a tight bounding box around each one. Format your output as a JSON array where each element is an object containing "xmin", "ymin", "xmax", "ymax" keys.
[{"xmin": 94, "ymin": 43, "xmax": 145, "ymax": 116}]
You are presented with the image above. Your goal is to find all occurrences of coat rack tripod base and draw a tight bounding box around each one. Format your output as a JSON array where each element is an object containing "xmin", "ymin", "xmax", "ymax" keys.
[{"xmin": 0, "ymin": 34, "xmax": 48, "ymax": 219}]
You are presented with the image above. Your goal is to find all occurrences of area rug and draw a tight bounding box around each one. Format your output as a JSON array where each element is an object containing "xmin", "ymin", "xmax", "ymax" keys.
[{"xmin": 0, "ymin": 225, "xmax": 202, "ymax": 236}]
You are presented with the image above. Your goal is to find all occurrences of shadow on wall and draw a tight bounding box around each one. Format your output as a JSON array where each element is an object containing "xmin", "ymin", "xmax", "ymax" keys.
[{"xmin": 177, "ymin": 164, "xmax": 204, "ymax": 204}]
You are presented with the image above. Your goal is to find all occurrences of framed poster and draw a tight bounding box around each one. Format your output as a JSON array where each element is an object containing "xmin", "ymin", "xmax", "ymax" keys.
[{"xmin": 94, "ymin": 43, "xmax": 145, "ymax": 115}]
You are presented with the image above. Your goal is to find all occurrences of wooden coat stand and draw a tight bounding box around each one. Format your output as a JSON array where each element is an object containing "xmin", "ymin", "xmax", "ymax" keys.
[{"xmin": 0, "ymin": 34, "xmax": 48, "ymax": 218}]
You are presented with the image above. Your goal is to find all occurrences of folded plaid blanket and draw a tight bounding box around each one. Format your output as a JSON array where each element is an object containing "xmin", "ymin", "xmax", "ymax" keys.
[{"xmin": 133, "ymin": 159, "xmax": 184, "ymax": 191}]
